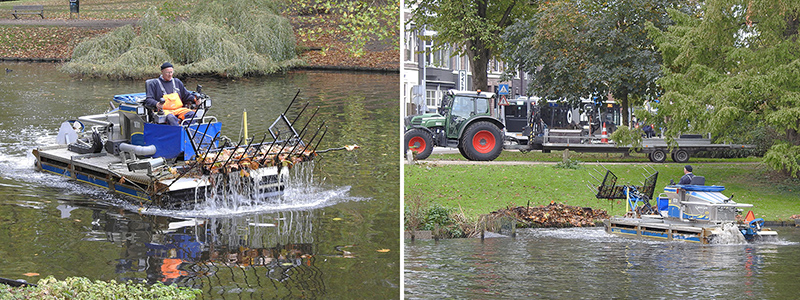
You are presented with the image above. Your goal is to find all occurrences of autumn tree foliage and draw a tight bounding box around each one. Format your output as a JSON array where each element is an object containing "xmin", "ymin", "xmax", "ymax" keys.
[
  {"xmin": 650, "ymin": 0, "xmax": 800, "ymax": 176},
  {"xmin": 409, "ymin": 0, "xmax": 536, "ymax": 91},
  {"xmin": 503, "ymin": 0, "xmax": 689, "ymax": 125}
]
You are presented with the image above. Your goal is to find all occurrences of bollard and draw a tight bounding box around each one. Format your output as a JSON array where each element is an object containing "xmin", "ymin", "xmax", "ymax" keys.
[
  {"xmin": 511, "ymin": 219, "xmax": 517, "ymax": 238},
  {"xmin": 481, "ymin": 217, "xmax": 485, "ymax": 242}
]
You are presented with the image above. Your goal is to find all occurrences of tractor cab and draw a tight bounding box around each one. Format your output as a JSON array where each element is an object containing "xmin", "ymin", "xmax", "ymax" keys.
[
  {"xmin": 405, "ymin": 90, "xmax": 505, "ymax": 161},
  {"xmin": 439, "ymin": 90, "xmax": 496, "ymax": 139}
]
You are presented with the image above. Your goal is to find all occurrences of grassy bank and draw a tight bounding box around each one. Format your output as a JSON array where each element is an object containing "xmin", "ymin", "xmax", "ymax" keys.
[
  {"xmin": 405, "ymin": 161, "xmax": 800, "ymax": 223},
  {"xmin": 0, "ymin": 0, "xmax": 398, "ymax": 70}
]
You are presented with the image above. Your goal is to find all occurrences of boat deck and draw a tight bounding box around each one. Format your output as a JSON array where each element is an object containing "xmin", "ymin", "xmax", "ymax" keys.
[
  {"xmin": 34, "ymin": 144, "xmax": 208, "ymax": 204},
  {"xmin": 34, "ymin": 144, "xmax": 285, "ymax": 208},
  {"xmin": 605, "ymin": 216, "xmax": 715, "ymax": 243},
  {"xmin": 36, "ymin": 145, "xmax": 159, "ymax": 184}
]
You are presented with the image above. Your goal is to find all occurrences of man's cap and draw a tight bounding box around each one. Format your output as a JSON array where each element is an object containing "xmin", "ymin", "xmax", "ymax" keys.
[
  {"xmin": 160, "ymin": 62, "xmax": 173, "ymax": 70},
  {"xmin": 684, "ymin": 165, "xmax": 692, "ymax": 172}
]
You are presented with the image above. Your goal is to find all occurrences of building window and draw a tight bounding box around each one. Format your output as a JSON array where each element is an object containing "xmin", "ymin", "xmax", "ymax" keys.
[
  {"xmin": 426, "ymin": 89, "xmax": 439, "ymax": 110},
  {"xmin": 424, "ymin": 40, "xmax": 434, "ymax": 67},
  {"xmin": 404, "ymin": 30, "xmax": 416, "ymax": 62},
  {"xmin": 432, "ymin": 47, "xmax": 451, "ymax": 69}
]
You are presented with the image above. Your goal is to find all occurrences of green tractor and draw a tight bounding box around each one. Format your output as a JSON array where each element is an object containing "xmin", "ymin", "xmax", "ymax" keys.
[{"xmin": 404, "ymin": 90, "xmax": 505, "ymax": 161}]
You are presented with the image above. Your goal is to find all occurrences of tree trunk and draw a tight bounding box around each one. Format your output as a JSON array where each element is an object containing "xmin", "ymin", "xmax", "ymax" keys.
[
  {"xmin": 466, "ymin": 39, "xmax": 490, "ymax": 91},
  {"xmin": 615, "ymin": 91, "xmax": 629, "ymax": 126},
  {"xmin": 464, "ymin": 0, "xmax": 492, "ymax": 91},
  {"xmin": 789, "ymin": 126, "xmax": 800, "ymax": 146}
]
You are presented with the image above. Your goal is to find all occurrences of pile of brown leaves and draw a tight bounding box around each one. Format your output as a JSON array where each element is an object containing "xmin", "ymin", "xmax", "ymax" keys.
[
  {"xmin": 491, "ymin": 203, "xmax": 609, "ymax": 228},
  {"xmin": 791, "ymin": 214, "xmax": 800, "ymax": 219}
]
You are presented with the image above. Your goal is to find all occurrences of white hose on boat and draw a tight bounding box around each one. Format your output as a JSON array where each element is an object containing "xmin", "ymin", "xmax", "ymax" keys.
[{"xmin": 119, "ymin": 143, "xmax": 157, "ymax": 156}]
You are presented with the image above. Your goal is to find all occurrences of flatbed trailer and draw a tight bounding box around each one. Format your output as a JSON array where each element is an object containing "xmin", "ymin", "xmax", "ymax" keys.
[{"xmin": 504, "ymin": 129, "xmax": 753, "ymax": 163}]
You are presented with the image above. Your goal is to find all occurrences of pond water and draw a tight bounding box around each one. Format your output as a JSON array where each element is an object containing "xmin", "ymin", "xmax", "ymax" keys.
[
  {"xmin": 405, "ymin": 226, "xmax": 800, "ymax": 299},
  {"xmin": 0, "ymin": 62, "xmax": 399, "ymax": 298}
]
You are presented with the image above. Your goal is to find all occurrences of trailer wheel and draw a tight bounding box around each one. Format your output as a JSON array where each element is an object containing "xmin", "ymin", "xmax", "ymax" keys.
[
  {"xmin": 672, "ymin": 150, "xmax": 690, "ymax": 163},
  {"xmin": 461, "ymin": 121, "xmax": 503, "ymax": 161},
  {"xmin": 649, "ymin": 150, "xmax": 667, "ymax": 163},
  {"xmin": 405, "ymin": 129, "xmax": 434, "ymax": 160}
]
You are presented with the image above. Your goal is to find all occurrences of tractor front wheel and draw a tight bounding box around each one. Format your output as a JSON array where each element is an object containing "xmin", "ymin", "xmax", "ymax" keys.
[
  {"xmin": 460, "ymin": 121, "xmax": 503, "ymax": 161},
  {"xmin": 405, "ymin": 129, "xmax": 434, "ymax": 160}
]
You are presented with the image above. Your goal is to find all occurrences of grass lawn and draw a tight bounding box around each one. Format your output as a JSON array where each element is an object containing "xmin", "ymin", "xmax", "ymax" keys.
[
  {"xmin": 405, "ymin": 159, "xmax": 800, "ymax": 221},
  {"xmin": 426, "ymin": 149, "xmax": 761, "ymax": 163},
  {"xmin": 0, "ymin": 0, "xmax": 194, "ymax": 20}
]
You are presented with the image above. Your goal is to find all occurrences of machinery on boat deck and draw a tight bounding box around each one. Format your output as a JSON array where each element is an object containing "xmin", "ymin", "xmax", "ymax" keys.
[
  {"xmin": 33, "ymin": 88, "xmax": 337, "ymax": 209},
  {"xmin": 594, "ymin": 169, "xmax": 778, "ymax": 243}
]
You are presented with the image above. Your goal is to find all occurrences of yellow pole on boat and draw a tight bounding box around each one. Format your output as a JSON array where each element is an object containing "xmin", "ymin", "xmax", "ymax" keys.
[
  {"xmin": 243, "ymin": 109, "xmax": 248, "ymax": 141},
  {"xmin": 625, "ymin": 187, "xmax": 630, "ymax": 213}
]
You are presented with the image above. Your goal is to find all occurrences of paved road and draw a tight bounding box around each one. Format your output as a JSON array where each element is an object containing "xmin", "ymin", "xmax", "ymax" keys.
[
  {"xmin": 0, "ymin": 18, "xmax": 137, "ymax": 29},
  {"xmin": 406, "ymin": 147, "xmax": 761, "ymax": 166}
]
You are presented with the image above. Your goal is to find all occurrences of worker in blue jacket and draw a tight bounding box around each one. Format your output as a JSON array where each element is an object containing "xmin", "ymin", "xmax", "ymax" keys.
[
  {"xmin": 678, "ymin": 165, "xmax": 695, "ymax": 185},
  {"xmin": 145, "ymin": 62, "xmax": 198, "ymax": 126}
]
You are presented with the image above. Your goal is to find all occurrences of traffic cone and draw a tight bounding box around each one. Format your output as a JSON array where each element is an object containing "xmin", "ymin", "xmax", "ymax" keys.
[{"xmin": 601, "ymin": 122, "xmax": 608, "ymax": 143}]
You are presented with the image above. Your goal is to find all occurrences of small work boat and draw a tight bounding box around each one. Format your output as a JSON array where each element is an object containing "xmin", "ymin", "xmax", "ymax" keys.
[
  {"xmin": 33, "ymin": 88, "xmax": 334, "ymax": 209},
  {"xmin": 595, "ymin": 170, "xmax": 778, "ymax": 244}
]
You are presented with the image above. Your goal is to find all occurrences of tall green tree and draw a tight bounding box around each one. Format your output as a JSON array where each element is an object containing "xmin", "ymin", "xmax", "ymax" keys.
[
  {"xmin": 409, "ymin": 0, "xmax": 536, "ymax": 91},
  {"xmin": 503, "ymin": 0, "xmax": 688, "ymax": 125},
  {"xmin": 650, "ymin": 0, "xmax": 800, "ymax": 176}
]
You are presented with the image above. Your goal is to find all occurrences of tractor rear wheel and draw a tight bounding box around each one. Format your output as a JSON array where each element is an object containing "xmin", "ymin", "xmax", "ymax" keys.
[
  {"xmin": 405, "ymin": 129, "xmax": 434, "ymax": 160},
  {"xmin": 457, "ymin": 143, "xmax": 469, "ymax": 159},
  {"xmin": 460, "ymin": 121, "xmax": 503, "ymax": 161}
]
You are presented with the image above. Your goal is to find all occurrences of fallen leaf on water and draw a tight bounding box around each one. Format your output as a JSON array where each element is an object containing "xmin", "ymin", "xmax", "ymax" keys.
[
  {"xmin": 22, "ymin": 273, "xmax": 39, "ymax": 277},
  {"xmin": 376, "ymin": 249, "xmax": 390, "ymax": 253}
]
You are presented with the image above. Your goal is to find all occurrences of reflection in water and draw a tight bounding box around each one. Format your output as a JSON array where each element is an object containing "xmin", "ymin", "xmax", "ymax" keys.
[{"xmin": 90, "ymin": 209, "xmax": 325, "ymax": 298}]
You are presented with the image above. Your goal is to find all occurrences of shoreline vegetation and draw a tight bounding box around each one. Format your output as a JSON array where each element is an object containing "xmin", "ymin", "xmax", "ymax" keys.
[
  {"xmin": 405, "ymin": 153, "xmax": 800, "ymax": 239},
  {"xmin": 0, "ymin": 0, "xmax": 398, "ymax": 76},
  {"xmin": 0, "ymin": 276, "xmax": 200, "ymax": 299},
  {"xmin": 60, "ymin": 4, "xmax": 303, "ymax": 78}
]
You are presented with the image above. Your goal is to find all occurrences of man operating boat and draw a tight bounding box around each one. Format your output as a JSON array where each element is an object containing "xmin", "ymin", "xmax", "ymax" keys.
[{"xmin": 145, "ymin": 62, "xmax": 199, "ymax": 126}]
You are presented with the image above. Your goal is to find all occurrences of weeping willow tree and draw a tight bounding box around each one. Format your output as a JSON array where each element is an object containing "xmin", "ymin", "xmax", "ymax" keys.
[
  {"xmin": 61, "ymin": 0, "xmax": 303, "ymax": 78},
  {"xmin": 649, "ymin": 0, "xmax": 800, "ymax": 177}
]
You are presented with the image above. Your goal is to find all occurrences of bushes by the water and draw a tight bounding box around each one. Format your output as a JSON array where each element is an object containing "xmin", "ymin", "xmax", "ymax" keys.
[
  {"xmin": 61, "ymin": 0, "xmax": 303, "ymax": 78},
  {"xmin": 405, "ymin": 196, "xmax": 469, "ymax": 238},
  {"xmin": 0, "ymin": 276, "xmax": 200, "ymax": 299}
]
